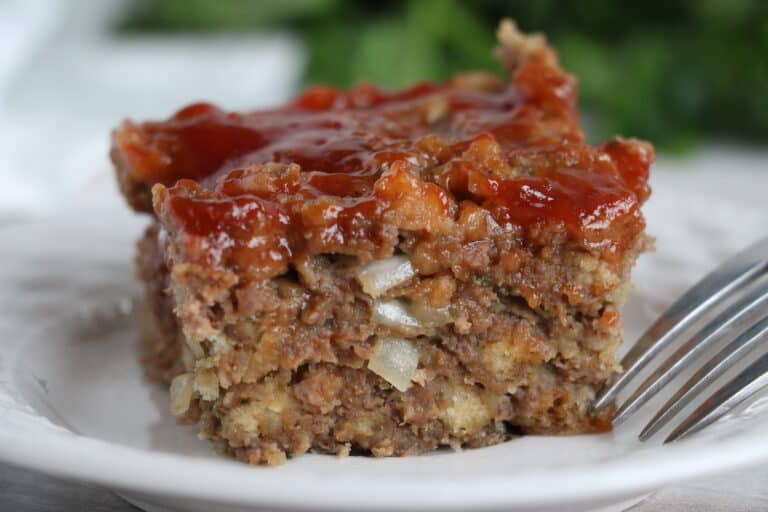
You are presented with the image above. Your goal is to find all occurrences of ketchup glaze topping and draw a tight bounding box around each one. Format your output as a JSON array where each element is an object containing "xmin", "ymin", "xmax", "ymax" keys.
[{"xmin": 113, "ymin": 29, "xmax": 653, "ymax": 280}]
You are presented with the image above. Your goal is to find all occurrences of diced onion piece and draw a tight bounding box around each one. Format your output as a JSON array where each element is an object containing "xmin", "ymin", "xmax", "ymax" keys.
[
  {"xmin": 373, "ymin": 300, "xmax": 421, "ymax": 328},
  {"xmin": 372, "ymin": 299, "xmax": 452, "ymax": 329},
  {"xmin": 169, "ymin": 372, "xmax": 194, "ymax": 416},
  {"xmin": 367, "ymin": 337, "xmax": 420, "ymax": 392},
  {"xmin": 355, "ymin": 256, "xmax": 415, "ymax": 297},
  {"xmin": 409, "ymin": 302, "xmax": 452, "ymax": 326}
]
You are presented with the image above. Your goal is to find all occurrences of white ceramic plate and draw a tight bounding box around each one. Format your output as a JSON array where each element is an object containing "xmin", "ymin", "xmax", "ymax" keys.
[{"xmin": 0, "ymin": 169, "xmax": 767, "ymax": 512}]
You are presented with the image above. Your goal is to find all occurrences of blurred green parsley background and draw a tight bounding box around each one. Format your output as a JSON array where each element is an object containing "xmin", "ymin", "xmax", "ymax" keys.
[{"xmin": 119, "ymin": 0, "xmax": 768, "ymax": 151}]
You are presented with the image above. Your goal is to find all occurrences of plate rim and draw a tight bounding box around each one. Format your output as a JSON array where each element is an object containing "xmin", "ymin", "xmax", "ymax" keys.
[{"xmin": 0, "ymin": 417, "xmax": 767, "ymax": 511}]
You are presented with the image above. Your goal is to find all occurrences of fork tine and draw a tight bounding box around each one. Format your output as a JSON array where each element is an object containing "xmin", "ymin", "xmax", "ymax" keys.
[
  {"xmin": 612, "ymin": 283, "xmax": 768, "ymax": 426},
  {"xmin": 665, "ymin": 350, "xmax": 768, "ymax": 443},
  {"xmin": 594, "ymin": 237, "xmax": 768, "ymax": 410},
  {"xmin": 639, "ymin": 315, "xmax": 768, "ymax": 440}
]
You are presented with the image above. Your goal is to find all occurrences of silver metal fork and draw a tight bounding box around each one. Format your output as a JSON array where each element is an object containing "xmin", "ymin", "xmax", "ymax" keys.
[{"xmin": 593, "ymin": 237, "xmax": 768, "ymax": 442}]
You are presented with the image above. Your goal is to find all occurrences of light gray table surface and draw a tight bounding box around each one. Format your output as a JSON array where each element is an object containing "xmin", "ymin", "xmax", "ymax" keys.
[
  {"xmin": 0, "ymin": 463, "xmax": 138, "ymax": 511},
  {"xmin": 2, "ymin": 461, "xmax": 767, "ymax": 512}
]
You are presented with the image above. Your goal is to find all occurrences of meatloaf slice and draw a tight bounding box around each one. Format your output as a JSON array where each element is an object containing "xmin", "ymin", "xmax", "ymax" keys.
[{"xmin": 116, "ymin": 20, "xmax": 653, "ymax": 465}]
